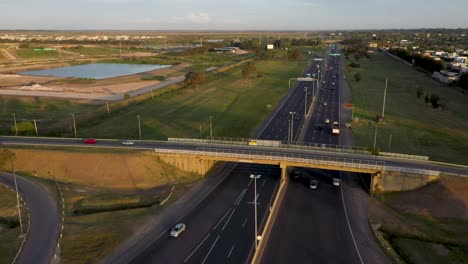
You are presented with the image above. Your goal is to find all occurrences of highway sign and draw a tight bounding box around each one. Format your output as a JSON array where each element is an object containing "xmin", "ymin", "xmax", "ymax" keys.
[{"xmin": 297, "ymin": 77, "xmax": 315, "ymax": 82}]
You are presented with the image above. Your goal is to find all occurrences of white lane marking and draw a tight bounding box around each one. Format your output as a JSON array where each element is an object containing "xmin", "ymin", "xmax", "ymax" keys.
[
  {"xmin": 213, "ymin": 208, "xmax": 232, "ymax": 230},
  {"xmin": 235, "ymin": 189, "xmax": 247, "ymax": 206},
  {"xmin": 201, "ymin": 235, "xmax": 220, "ymax": 264},
  {"xmin": 339, "ymin": 172, "xmax": 364, "ymax": 264},
  {"xmin": 221, "ymin": 208, "xmax": 236, "ymax": 231},
  {"xmin": 227, "ymin": 243, "xmax": 236, "ymax": 259},
  {"xmin": 247, "ymin": 178, "xmax": 253, "ymax": 187},
  {"xmin": 184, "ymin": 233, "xmax": 211, "ymax": 263},
  {"xmin": 261, "ymin": 179, "xmax": 266, "ymax": 188},
  {"xmin": 358, "ymin": 173, "xmax": 370, "ymax": 192},
  {"xmin": 233, "ymin": 188, "xmax": 247, "ymax": 205},
  {"xmin": 127, "ymin": 165, "xmax": 234, "ymax": 263},
  {"xmin": 242, "ymin": 217, "xmax": 248, "ymax": 228}
]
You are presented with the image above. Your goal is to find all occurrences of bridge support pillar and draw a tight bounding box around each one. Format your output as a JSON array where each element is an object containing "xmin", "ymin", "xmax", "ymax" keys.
[{"xmin": 280, "ymin": 163, "xmax": 289, "ymax": 182}]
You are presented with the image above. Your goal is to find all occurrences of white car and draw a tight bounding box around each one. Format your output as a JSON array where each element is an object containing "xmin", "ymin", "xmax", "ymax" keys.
[
  {"xmin": 323, "ymin": 102, "xmax": 328, "ymax": 106},
  {"xmin": 332, "ymin": 82, "xmax": 335, "ymax": 86},
  {"xmin": 122, "ymin": 140, "xmax": 134, "ymax": 145},
  {"xmin": 324, "ymin": 118, "xmax": 330, "ymax": 124},
  {"xmin": 333, "ymin": 178, "xmax": 340, "ymax": 187},
  {"xmin": 170, "ymin": 223, "xmax": 186, "ymax": 237},
  {"xmin": 310, "ymin": 180, "xmax": 318, "ymax": 190}
]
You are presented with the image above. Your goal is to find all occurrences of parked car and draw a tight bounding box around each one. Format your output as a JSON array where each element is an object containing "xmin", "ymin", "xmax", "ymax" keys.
[
  {"xmin": 84, "ymin": 138, "xmax": 96, "ymax": 144},
  {"xmin": 122, "ymin": 140, "xmax": 134, "ymax": 145},
  {"xmin": 333, "ymin": 178, "xmax": 340, "ymax": 187},
  {"xmin": 170, "ymin": 223, "xmax": 186, "ymax": 237},
  {"xmin": 309, "ymin": 180, "xmax": 318, "ymax": 190}
]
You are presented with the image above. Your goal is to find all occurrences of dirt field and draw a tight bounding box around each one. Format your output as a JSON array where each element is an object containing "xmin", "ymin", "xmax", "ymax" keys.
[
  {"xmin": 9, "ymin": 148, "xmax": 199, "ymax": 189},
  {"xmin": 0, "ymin": 62, "xmax": 189, "ymax": 96},
  {"xmin": 370, "ymin": 176, "xmax": 468, "ymax": 263}
]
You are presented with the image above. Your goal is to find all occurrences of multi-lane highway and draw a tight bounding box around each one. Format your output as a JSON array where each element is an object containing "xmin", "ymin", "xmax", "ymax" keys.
[
  {"xmin": 261, "ymin": 45, "xmax": 390, "ymax": 264},
  {"xmin": 1, "ymin": 45, "xmax": 466, "ymax": 264}
]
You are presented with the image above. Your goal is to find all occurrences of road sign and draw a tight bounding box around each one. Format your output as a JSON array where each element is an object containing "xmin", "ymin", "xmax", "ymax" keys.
[{"xmin": 297, "ymin": 77, "xmax": 315, "ymax": 82}]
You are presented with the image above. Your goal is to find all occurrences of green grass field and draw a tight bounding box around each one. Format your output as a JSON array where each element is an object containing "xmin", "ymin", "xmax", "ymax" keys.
[
  {"xmin": 78, "ymin": 59, "xmax": 306, "ymax": 139},
  {"xmin": 15, "ymin": 49, "xmax": 60, "ymax": 59},
  {"xmin": 344, "ymin": 52, "xmax": 468, "ymax": 164},
  {"xmin": 0, "ymin": 184, "xmax": 26, "ymax": 264},
  {"xmin": 64, "ymin": 46, "xmax": 121, "ymax": 56}
]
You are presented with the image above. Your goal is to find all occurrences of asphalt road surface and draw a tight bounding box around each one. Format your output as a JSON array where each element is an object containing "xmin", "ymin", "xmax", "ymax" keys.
[
  {"xmin": 261, "ymin": 45, "xmax": 391, "ymax": 264},
  {"xmin": 0, "ymin": 172, "xmax": 59, "ymax": 264}
]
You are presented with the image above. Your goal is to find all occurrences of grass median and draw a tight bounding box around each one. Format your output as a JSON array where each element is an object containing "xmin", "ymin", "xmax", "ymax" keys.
[{"xmin": 344, "ymin": 52, "xmax": 468, "ymax": 164}]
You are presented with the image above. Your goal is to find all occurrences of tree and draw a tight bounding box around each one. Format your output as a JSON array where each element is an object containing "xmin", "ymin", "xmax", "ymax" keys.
[
  {"xmin": 11, "ymin": 121, "xmax": 35, "ymax": 136},
  {"xmin": 458, "ymin": 73, "xmax": 468, "ymax": 90},
  {"xmin": 354, "ymin": 73, "xmax": 361, "ymax": 82},
  {"xmin": 185, "ymin": 71, "xmax": 206, "ymax": 91},
  {"xmin": 425, "ymin": 95, "xmax": 429, "ymax": 103},
  {"xmin": 287, "ymin": 48, "xmax": 302, "ymax": 61},
  {"xmin": 416, "ymin": 87, "xmax": 423, "ymax": 99},
  {"xmin": 241, "ymin": 62, "xmax": 257, "ymax": 80},
  {"xmin": 430, "ymin": 93, "xmax": 440, "ymax": 108}
]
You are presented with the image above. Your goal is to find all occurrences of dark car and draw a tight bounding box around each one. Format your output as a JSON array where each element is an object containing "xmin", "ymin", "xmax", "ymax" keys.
[{"xmin": 316, "ymin": 124, "xmax": 323, "ymax": 130}]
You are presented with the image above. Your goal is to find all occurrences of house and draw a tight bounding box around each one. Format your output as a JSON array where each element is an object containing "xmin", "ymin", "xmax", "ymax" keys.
[{"xmin": 433, "ymin": 71, "xmax": 459, "ymax": 83}]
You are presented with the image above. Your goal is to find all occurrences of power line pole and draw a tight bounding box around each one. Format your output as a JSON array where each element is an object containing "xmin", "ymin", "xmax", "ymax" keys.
[
  {"xmin": 106, "ymin": 102, "xmax": 110, "ymax": 116},
  {"xmin": 304, "ymin": 87, "xmax": 309, "ymax": 116},
  {"xmin": 72, "ymin": 114, "xmax": 77, "ymax": 138},
  {"xmin": 382, "ymin": 77, "xmax": 388, "ymax": 120},
  {"xmin": 137, "ymin": 115, "xmax": 141, "ymax": 140},
  {"xmin": 12, "ymin": 113, "xmax": 18, "ymax": 136},
  {"xmin": 373, "ymin": 125, "xmax": 378, "ymax": 149},
  {"xmin": 209, "ymin": 116, "xmax": 213, "ymax": 138},
  {"xmin": 13, "ymin": 169, "xmax": 24, "ymax": 235},
  {"xmin": 33, "ymin": 119, "xmax": 38, "ymax": 136}
]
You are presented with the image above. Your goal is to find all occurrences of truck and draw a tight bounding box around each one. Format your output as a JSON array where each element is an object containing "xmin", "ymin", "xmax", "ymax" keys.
[{"xmin": 332, "ymin": 121, "xmax": 340, "ymax": 135}]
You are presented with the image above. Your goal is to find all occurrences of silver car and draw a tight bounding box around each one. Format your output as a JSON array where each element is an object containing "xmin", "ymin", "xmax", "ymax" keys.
[
  {"xmin": 122, "ymin": 140, "xmax": 134, "ymax": 145},
  {"xmin": 170, "ymin": 223, "xmax": 186, "ymax": 237},
  {"xmin": 310, "ymin": 180, "xmax": 318, "ymax": 190},
  {"xmin": 333, "ymin": 178, "xmax": 340, "ymax": 187}
]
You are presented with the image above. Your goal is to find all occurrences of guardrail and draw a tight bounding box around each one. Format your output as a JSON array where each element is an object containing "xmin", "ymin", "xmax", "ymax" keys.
[
  {"xmin": 383, "ymin": 166, "xmax": 440, "ymax": 176},
  {"xmin": 154, "ymin": 147, "xmax": 385, "ymax": 172},
  {"xmin": 380, "ymin": 152, "xmax": 429, "ymax": 161}
]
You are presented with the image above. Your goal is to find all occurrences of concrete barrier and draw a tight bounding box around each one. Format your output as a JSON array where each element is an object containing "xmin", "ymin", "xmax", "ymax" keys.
[{"xmin": 250, "ymin": 174, "xmax": 289, "ymax": 264}]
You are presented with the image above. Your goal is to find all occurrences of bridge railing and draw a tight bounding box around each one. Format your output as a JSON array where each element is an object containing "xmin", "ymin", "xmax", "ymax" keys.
[
  {"xmin": 154, "ymin": 147, "xmax": 385, "ymax": 171},
  {"xmin": 383, "ymin": 166, "xmax": 440, "ymax": 176}
]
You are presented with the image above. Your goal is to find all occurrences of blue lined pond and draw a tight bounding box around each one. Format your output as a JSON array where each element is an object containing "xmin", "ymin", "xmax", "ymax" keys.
[{"xmin": 21, "ymin": 63, "xmax": 171, "ymax": 79}]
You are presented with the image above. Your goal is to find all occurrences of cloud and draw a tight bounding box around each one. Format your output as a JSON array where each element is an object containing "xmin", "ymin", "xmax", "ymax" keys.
[{"xmin": 173, "ymin": 12, "xmax": 212, "ymax": 24}]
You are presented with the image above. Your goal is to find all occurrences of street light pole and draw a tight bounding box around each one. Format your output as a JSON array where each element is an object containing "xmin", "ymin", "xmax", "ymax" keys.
[
  {"xmin": 250, "ymin": 174, "xmax": 261, "ymax": 251},
  {"xmin": 137, "ymin": 115, "xmax": 141, "ymax": 140},
  {"xmin": 304, "ymin": 87, "xmax": 309, "ymax": 117},
  {"xmin": 71, "ymin": 114, "xmax": 77, "ymax": 138},
  {"xmin": 12, "ymin": 113, "xmax": 18, "ymax": 136},
  {"xmin": 288, "ymin": 118, "xmax": 291, "ymax": 143},
  {"xmin": 13, "ymin": 170, "xmax": 24, "ymax": 235},
  {"xmin": 289, "ymin": 112, "xmax": 296, "ymax": 142}
]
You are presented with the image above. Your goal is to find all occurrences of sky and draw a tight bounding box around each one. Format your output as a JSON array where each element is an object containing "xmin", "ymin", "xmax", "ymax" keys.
[{"xmin": 1, "ymin": 0, "xmax": 467, "ymax": 30}]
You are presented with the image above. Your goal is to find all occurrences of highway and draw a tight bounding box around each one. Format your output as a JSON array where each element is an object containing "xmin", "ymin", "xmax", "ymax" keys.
[
  {"xmin": 260, "ymin": 45, "xmax": 390, "ymax": 264},
  {"xmin": 1, "ymin": 46, "xmax": 466, "ymax": 264},
  {"xmin": 0, "ymin": 172, "xmax": 59, "ymax": 264}
]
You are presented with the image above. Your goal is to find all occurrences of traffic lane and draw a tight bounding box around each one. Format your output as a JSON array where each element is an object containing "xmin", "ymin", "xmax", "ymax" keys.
[
  {"xmin": 131, "ymin": 164, "xmax": 279, "ymax": 264},
  {"xmin": 0, "ymin": 173, "xmax": 59, "ymax": 264},
  {"xmin": 131, "ymin": 163, "xmax": 251, "ymax": 264},
  {"xmin": 261, "ymin": 170, "xmax": 361, "ymax": 264},
  {"xmin": 340, "ymin": 171, "xmax": 391, "ymax": 264},
  {"xmin": 191, "ymin": 172, "xmax": 279, "ymax": 264}
]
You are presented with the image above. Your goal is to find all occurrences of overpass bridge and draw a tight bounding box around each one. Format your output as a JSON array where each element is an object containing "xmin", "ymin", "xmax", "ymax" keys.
[
  {"xmin": 154, "ymin": 138, "xmax": 466, "ymax": 193},
  {"xmin": 1, "ymin": 136, "xmax": 466, "ymax": 193}
]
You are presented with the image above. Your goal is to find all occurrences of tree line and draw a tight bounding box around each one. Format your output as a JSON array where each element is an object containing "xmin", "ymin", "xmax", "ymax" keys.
[{"xmin": 389, "ymin": 48, "xmax": 444, "ymax": 73}]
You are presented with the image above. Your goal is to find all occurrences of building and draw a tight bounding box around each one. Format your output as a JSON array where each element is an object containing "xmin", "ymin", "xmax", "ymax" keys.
[
  {"xmin": 267, "ymin": 44, "xmax": 274, "ymax": 50},
  {"xmin": 212, "ymin": 47, "xmax": 240, "ymax": 53},
  {"xmin": 433, "ymin": 71, "xmax": 459, "ymax": 83}
]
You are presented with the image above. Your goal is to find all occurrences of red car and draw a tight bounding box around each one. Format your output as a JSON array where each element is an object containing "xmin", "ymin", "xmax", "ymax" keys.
[{"xmin": 84, "ymin": 138, "xmax": 97, "ymax": 144}]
